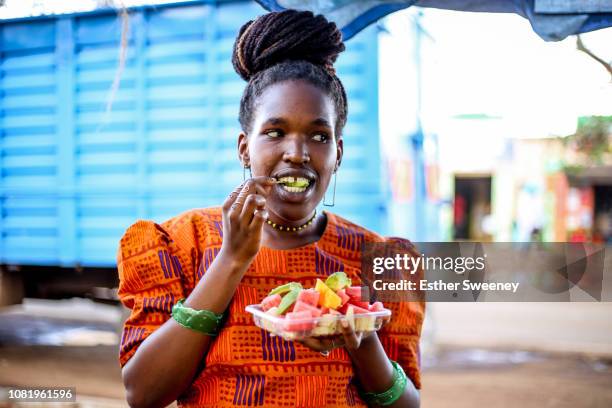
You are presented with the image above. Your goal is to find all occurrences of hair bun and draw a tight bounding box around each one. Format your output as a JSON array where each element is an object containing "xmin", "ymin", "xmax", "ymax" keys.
[{"xmin": 232, "ymin": 10, "xmax": 345, "ymax": 81}]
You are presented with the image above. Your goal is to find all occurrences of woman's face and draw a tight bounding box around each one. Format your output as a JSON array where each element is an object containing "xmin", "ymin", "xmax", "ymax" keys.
[{"xmin": 238, "ymin": 80, "xmax": 343, "ymax": 222}]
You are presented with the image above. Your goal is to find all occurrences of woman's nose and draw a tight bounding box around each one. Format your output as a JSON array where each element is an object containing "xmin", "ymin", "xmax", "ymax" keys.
[{"xmin": 282, "ymin": 137, "xmax": 310, "ymax": 164}]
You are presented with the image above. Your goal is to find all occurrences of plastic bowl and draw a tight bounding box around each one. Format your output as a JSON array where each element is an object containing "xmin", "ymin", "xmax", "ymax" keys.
[{"xmin": 245, "ymin": 304, "xmax": 392, "ymax": 341}]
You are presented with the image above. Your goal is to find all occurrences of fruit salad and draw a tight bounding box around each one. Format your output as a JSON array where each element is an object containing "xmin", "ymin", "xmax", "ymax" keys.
[{"xmin": 245, "ymin": 272, "xmax": 391, "ymax": 340}]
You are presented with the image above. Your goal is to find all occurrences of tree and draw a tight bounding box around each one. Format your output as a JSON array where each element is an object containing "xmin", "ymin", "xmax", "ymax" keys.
[{"xmin": 576, "ymin": 35, "xmax": 612, "ymax": 82}]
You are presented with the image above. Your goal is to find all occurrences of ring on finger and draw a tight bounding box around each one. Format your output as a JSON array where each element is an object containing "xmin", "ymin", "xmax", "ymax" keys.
[{"xmin": 320, "ymin": 350, "xmax": 330, "ymax": 357}]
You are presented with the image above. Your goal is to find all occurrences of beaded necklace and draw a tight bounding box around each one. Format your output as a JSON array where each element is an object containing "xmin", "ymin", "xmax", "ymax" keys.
[{"xmin": 266, "ymin": 210, "xmax": 317, "ymax": 232}]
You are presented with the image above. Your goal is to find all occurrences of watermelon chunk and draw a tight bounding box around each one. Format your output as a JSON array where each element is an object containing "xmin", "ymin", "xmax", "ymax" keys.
[
  {"xmin": 368, "ymin": 301, "xmax": 384, "ymax": 312},
  {"xmin": 345, "ymin": 286, "xmax": 364, "ymax": 300},
  {"xmin": 336, "ymin": 289, "xmax": 350, "ymax": 306},
  {"xmin": 293, "ymin": 300, "xmax": 323, "ymax": 318},
  {"xmin": 261, "ymin": 294, "xmax": 281, "ymax": 312},
  {"xmin": 284, "ymin": 310, "xmax": 315, "ymax": 331},
  {"xmin": 345, "ymin": 286, "xmax": 361, "ymax": 298},
  {"xmin": 349, "ymin": 304, "xmax": 370, "ymax": 314},
  {"xmin": 339, "ymin": 303, "xmax": 369, "ymax": 315},
  {"xmin": 337, "ymin": 303, "xmax": 349, "ymax": 315},
  {"xmin": 350, "ymin": 300, "xmax": 371, "ymax": 310},
  {"xmin": 296, "ymin": 288, "xmax": 320, "ymax": 307}
]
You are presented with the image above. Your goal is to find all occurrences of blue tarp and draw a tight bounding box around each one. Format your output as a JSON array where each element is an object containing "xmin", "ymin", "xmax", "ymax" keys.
[{"xmin": 256, "ymin": 0, "xmax": 612, "ymax": 41}]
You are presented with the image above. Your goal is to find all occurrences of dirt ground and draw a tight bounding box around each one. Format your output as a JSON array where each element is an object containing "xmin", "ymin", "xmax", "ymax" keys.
[
  {"xmin": 0, "ymin": 344, "xmax": 611, "ymax": 407},
  {"xmin": 421, "ymin": 348, "xmax": 612, "ymax": 408}
]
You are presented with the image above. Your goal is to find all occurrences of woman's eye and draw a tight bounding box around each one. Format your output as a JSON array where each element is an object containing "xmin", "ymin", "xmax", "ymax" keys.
[
  {"xmin": 312, "ymin": 133, "xmax": 329, "ymax": 143},
  {"xmin": 265, "ymin": 130, "xmax": 282, "ymax": 138}
]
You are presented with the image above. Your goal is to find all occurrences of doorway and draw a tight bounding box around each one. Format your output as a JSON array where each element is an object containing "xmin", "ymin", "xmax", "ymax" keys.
[
  {"xmin": 593, "ymin": 185, "xmax": 612, "ymax": 243},
  {"xmin": 453, "ymin": 175, "xmax": 492, "ymax": 240}
]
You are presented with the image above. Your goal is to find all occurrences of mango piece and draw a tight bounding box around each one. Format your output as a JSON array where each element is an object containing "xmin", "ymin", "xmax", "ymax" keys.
[
  {"xmin": 311, "ymin": 314, "xmax": 338, "ymax": 336},
  {"xmin": 269, "ymin": 282, "xmax": 303, "ymax": 296},
  {"xmin": 315, "ymin": 279, "xmax": 342, "ymax": 310},
  {"xmin": 325, "ymin": 272, "xmax": 352, "ymax": 291},
  {"xmin": 265, "ymin": 306, "xmax": 279, "ymax": 316},
  {"xmin": 285, "ymin": 179, "xmax": 309, "ymax": 188},
  {"xmin": 276, "ymin": 288, "xmax": 301, "ymax": 315},
  {"xmin": 345, "ymin": 305, "xmax": 356, "ymax": 331}
]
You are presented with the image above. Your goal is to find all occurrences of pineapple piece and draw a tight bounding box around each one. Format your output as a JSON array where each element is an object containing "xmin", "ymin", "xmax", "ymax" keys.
[{"xmin": 315, "ymin": 279, "xmax": 342, "ymax": 309}]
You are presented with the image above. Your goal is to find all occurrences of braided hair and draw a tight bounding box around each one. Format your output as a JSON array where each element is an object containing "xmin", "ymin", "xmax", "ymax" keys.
[{"xmin": 232, "ymin": 10, "xmax": 348, "ymax": 137}]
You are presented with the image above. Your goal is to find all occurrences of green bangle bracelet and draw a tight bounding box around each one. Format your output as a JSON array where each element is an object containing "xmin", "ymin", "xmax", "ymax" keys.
[
  {"xmin": 359, "ymin": 360, "xmax": 408, "ymax": 406},
  {"xmin": 171, "ymin": 299, "xmax": 225, "ymax": 336}
]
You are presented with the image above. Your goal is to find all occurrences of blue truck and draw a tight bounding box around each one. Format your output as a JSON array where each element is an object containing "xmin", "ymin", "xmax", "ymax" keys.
[{"xmin": 0, "ymin": 0, "xmax": 385, "ymax": 305}]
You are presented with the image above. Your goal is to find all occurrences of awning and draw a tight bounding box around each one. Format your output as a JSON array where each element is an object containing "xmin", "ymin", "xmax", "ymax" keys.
[
  {"xmin": 255, "ymin": 0, "xmax": 612, "ymax": 41},
  {"xmin": 567, "ymin": 166, "xmax": 612, "ymax": 186}
]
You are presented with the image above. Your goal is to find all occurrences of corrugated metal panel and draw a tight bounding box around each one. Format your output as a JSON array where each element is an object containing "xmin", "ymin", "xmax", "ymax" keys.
[{"xmin": 0, "ymin": 1, "xmax": 382, "ymax": 267}]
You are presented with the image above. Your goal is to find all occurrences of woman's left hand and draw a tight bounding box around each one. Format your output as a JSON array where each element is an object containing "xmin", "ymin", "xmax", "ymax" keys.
[{"xmin": 298, "ymin": 319, "xmax": 374, "ymax": 354}]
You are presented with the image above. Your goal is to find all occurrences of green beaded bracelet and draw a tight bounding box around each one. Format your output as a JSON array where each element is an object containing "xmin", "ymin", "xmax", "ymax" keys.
[
  {"xmin": 171, "ymin": 299, "xmax": 225, "ymax": 336},
  {"xmin": 359, "ymin": 360, "xmax": 408, "ymax": 406}
]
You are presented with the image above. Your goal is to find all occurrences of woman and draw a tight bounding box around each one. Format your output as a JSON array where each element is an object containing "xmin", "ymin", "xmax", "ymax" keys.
[{"xmin": 117, "ymin": 10, "xmax": 424, "ymax": 408}]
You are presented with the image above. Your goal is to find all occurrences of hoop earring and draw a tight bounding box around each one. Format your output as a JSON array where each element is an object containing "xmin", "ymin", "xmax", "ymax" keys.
[
  {"xmin": 243, "ymin": 165, "xmax": 251, "ymax": 181},
  {"xmin": 323, "ymin": 171, "xmax": 336, "ymax": 207}
]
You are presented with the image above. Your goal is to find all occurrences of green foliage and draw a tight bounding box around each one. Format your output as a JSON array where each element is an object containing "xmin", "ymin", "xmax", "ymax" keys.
[{"xmin": 563, "ymin": 116, "xmax": 611, "ymax": 165}]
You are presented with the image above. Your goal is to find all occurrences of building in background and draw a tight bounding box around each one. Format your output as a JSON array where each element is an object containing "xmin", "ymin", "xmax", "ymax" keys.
[
  {"xmin": 379, "ymin": 9, "xmax": 609, "ymax": 243},
  {"xmin": 550, "ymin": 116, "xmax": 612, "ymax": 243},
  {"xmin": 431, "ymin": 114, "xmax": 611, "ymax": 242}
]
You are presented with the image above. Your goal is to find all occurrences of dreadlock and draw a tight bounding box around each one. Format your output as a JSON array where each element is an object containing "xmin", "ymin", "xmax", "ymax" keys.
[{"xmin": 232, "ymin": 10, "xmax": 348, "ymax": 137}]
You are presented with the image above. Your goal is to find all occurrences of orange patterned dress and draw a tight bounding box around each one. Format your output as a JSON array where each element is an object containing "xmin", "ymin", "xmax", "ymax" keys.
[{"xmin": 117, "ymin": 207, "xmax": 424, "ymax": 407}]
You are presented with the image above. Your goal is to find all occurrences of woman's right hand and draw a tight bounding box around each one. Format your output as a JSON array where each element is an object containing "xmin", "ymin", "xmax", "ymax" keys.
[{"xmin": 220, "ymin": 176, "xmax": 276, "ymax": 265}]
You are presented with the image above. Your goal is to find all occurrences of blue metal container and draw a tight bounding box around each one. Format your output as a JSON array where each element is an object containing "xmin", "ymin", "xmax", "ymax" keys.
[{"xmin": 0, "ymin": 0, "xmax": 382, "ymax": 268}]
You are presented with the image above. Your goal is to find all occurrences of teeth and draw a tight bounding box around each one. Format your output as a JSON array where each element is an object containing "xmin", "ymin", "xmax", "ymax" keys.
[
  {"xmin": 281, "ymin": 185, "xmax": 307, "ymax": 193},
  {"xmin": 276, "ymin": 176, "xmax": 310, "ymax": 186}
]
